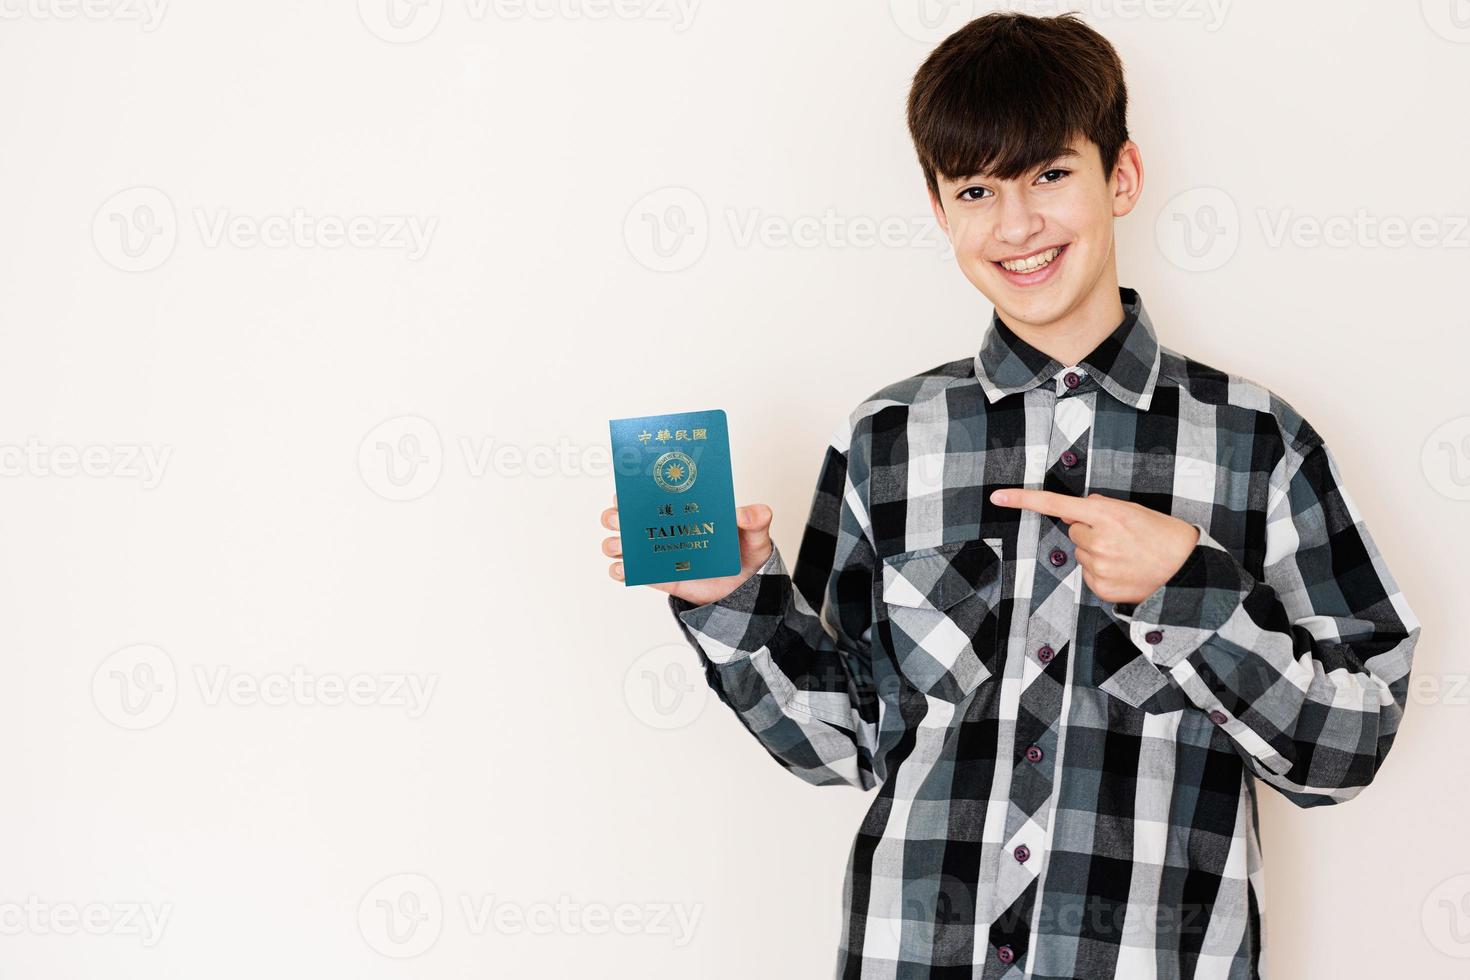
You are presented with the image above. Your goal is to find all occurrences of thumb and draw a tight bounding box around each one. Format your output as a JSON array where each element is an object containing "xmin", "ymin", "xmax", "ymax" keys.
[{"xmin": 737, "ymin": 503, "xmax": 773, "ymax": 547}]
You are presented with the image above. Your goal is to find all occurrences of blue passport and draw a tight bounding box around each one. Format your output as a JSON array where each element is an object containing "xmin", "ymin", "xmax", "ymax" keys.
[{"xmin": 608, "ymin": 409, "xmax": 741, "ymax": 587}]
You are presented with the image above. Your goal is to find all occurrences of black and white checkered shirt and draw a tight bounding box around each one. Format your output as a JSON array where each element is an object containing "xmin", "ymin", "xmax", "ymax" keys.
[{"xmin": 668, "ymin": 286, "xmax": 1421, "ymax": 979}]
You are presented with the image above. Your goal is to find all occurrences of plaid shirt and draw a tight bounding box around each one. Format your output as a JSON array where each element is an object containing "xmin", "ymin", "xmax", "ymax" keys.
[{"xmin": 667, "ymin": 286, "xmax": 1421, "ymax": 980}]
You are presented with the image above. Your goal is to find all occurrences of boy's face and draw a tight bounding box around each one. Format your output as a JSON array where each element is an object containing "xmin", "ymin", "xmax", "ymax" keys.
[{"xmin": 928, "ymin": 137, "xmax": 1142, "ymax": 331}]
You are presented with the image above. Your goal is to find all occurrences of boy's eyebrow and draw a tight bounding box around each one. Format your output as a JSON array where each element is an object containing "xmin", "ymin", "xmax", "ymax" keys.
[{"xmin": 959, "ymin": 149, "xmax": 1083, "ymax": 182}]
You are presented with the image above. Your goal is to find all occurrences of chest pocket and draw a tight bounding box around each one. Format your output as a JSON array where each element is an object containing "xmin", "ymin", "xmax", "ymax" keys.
[{"xmin": 878, "ymin": 536, "xmax": 1005, "ymax": 703}]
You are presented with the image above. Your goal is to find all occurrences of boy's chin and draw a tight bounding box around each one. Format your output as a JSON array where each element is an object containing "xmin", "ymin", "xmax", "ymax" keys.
[{"xmin": 968, "ymin": 270, "xmax": 1073, "ymax": 325}]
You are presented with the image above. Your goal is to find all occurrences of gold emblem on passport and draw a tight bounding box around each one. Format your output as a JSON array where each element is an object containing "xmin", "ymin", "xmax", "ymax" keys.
[{"xmin": 652, "ymin": 450, "xmax": 697, "ymax": 492}]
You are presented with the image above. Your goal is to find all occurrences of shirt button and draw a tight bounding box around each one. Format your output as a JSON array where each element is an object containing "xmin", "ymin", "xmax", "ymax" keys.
[
  {"xmin": 1209, "ymin": 709, "xmax": 1229, "ymax": 725},
  {"xmin": 1060, "ymin": 449, "xmax": 1078, "ymax": 467},
  {"xmin": 1025, "ymin": 745, "xmax": 1044, "ymax": 763},
  {"xmin": 1037, "ymin": 645, "xmax": 1055, "ymax": 664},
  {"xmin": 1064, "ymin": 371, "xmax": 1081, "ymax": 389},
  {"xmin": 997, "ymin": 945, "xmax": 1016, "ymax": 964},
  {"xmin": 1049, "ymin": 548, "xmax": 1067, "ymax": 567},
  {"xmin": 1145, "ymin": 629, "xmax": 1164, "ymax": 644},
  {"xmin": 1013, "ymin": 844, "xmax": 1030, "ymax": 863}
]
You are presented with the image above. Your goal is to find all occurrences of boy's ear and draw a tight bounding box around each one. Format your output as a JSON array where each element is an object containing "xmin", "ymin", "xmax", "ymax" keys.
[{"xmin": 1110, "ymin": 139, "xmax": 1144, "ymax": 218}]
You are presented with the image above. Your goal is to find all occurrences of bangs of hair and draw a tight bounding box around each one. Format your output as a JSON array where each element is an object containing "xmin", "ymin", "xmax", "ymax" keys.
[{"xmin": 907, "ymin": 12, "xmax": 1128, "ymax": 196}]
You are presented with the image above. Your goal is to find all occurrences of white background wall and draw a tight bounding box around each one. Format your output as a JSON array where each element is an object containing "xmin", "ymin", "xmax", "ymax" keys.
[{"xmin": 0, "ymin": 1, "xmax": 1465, "ymax": 977}]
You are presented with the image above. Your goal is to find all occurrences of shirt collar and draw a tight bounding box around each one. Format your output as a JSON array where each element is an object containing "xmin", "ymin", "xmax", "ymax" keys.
[{"xmin": 973, "ymin": 286, "xmax": 1162, "ymax": 411}]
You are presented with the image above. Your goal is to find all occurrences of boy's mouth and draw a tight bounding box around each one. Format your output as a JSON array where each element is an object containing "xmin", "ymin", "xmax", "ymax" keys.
[{"xmin": 992, "ymin": 243, "xmax": 1069, "ymax": 285}]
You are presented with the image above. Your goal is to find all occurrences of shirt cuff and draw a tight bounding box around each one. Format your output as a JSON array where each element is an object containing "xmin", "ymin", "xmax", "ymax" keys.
[
  {"xmin": 667, "ymin": 544, "xmax": 787, "ymax": 664},
  {"xmin": 1106, "ymin": 522, "xmax": 1252, "ymax": 669}
]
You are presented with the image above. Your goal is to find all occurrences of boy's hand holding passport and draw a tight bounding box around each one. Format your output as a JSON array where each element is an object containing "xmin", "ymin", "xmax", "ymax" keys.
[{"xmin": 602, "ymin": 408, "xmax": 771, "ymax": 606}]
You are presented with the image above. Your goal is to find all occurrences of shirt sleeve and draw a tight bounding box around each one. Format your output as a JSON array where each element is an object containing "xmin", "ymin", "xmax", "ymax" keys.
[
  {"xmin": 667, "ymin": 420, "xmax": 880, "ymax": 790},
  {"xmin": 1108, "ymin": 432, "xmax": 1421, "ymax": 807}
]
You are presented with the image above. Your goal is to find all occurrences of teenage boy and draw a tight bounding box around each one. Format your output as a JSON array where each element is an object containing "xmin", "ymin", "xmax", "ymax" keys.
[{"xmin": 600, "ymin": 11, "xmax": 1419, "ymax": 978}]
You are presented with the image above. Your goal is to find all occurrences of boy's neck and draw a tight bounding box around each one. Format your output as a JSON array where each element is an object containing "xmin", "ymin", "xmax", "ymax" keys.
[{"xmin": 996, "ymin": 275, "xmax": 1128, "ymax": 369}]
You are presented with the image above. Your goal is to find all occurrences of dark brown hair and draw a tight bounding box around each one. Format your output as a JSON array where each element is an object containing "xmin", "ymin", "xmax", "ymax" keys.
[{"xmin": 906, "ymin": 12, "xmax": 1129, "ymax": 201}]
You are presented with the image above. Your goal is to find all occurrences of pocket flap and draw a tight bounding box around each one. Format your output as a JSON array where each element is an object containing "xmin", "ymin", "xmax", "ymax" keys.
[
  {"xmin": 1092, "ymin": 617, "xmax": 1186, "ymax": 712},
  {"xmin": 881, "ymin": 537, "xmax": 1002, "ymax": 611},
  {"xmin": 1098, "ymin": 654, "xmax": 1172, "ymax": 709}
]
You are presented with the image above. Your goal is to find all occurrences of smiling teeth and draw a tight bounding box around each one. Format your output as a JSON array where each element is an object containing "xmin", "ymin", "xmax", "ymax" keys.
[{"xmin": 1000, "ymin": 246, "xmax": 1062, "ymax": 273}]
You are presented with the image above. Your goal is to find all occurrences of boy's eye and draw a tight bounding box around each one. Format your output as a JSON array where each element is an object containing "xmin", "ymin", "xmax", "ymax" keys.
[
  {"xmin": 1037, "ymin": 168, "xmax": 1070, "ymax": 184},
  {"xmin": 957, "ymin": 186, "xmax": 991, "ymax": 202}
]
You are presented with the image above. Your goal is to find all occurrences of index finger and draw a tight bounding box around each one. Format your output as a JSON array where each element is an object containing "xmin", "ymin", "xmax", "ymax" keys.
[{"xmin": 989, "ymin": 488, "xmax": 1098, "ymax": 525}]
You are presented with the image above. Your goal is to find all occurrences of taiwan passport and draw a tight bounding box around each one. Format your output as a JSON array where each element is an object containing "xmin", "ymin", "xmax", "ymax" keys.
[{"xmin": 608, "ymin": 409, "xmax": 741, "ymax": 587}]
